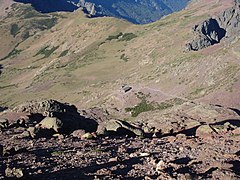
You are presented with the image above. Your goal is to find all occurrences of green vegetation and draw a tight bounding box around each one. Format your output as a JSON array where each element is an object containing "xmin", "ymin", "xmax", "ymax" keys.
[
  {"xmin": 106, "ymin": 32, "xmax": 123, "ymax": 41},
  {"xmin": 58, "ymin": 50, "xmax": 69, "ymax": 58},
  {"xmin": 125, "ymin": 92, "xmax": 181, "ymax": 117},
  {"xmin": 119, "ymin": 33, "xmax": 137, "ymax": 41},
  {"xmin": 51, "ymin": 151, "xmax": 64, "ymax": 156},
  {"xmin": 106, "ymin": 32, "xmax": 137, "ymax": 42},
  {"xmin": 191, "ymin": 88, "xmax": 205, "ymax": 96},
  {"xmin": 31, "ymin": 18, "xmax": 58, "ymax": 31},
  {"xmin": 0, "ymin": 84, "xmax": 17, "ymax": 89},
  {"xmin": 90, "ymin": 148, "xmax": 103, "ymax": 153},
  {"xmin": 157, "ymin": 102, "xmax": 173, "ymax": 110},
  {"xmin": 125, "ymin": 100, "xmax": 155, "ymax": 117},
  {"xmin": 1, "ymin": 49, "xmax": 22, "ymax": 60},
  {"xmin": 21, "ymin": 31, "xmax": 30, "ymax": 40},
  {"xmin": 120, "ymin": 54, "xmax": 129, "ymax": 62},
  {"xmin": 34, "ymin": 46, "xmax": 59, "ymax": 59},
  {"xmin": 23, "ymin": 10, "xmax": 49, "ymax": 19},
  {"xmin": 10, "ymin": 24, "xmax": 20, "ymax": 37}
]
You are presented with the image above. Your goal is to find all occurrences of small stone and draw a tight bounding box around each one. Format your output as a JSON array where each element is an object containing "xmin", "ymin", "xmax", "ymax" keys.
[
  {"xmin": 129, "ymin": 153, "xmax": 137, "ymax": 158},
  {"xmin": 139, "ymin": 152, "xmax": 150, "ymax": 157},
  {"xmin": 27, "ymin": 127, "xmax": 37, "ymax": 138},
  {"xmin": 156, "ymin": 160, "xmax": 166, "ymax": 172},
  {"xmin": 0, "ymin": 119, "xmax": 9, "ymax": 129},
  {"xmin": 91, "ymin": 132, "xmax": 98, "ymax": 138},
  {"xmin": 108, "ymin": 157, "xmax": 120, "ymax": 162},
  {"xmin": 179, "ymin": 147, "xmax": 184, "ymax": 152},
  {"xmin": 176, "ymin": 133, "xmax": 187, "ymax": 140},
  {"xmin": 144, "ymin": 176, "xmax": 152, "ymax": 180},
  {"xmin": 18, "ymin": 131, "xmax": 30, "ymax": 138},
  {"xmin": 167, "ymin": 136, "xmax": 176, "ymax": 143},
  {"xmin": 5, "ymin": 167, "xmax": 24, "ymax": 178},
  {"xmin": 81, "ymin": 133, "xmax": 94, "ymax": 140},
  {"xmin": 232, "ymin": 128, "xmax": 240, "ymax": 135},
  {"xmin": 72, "ymin": 129, "xmax": 86, "ymax": 138}
]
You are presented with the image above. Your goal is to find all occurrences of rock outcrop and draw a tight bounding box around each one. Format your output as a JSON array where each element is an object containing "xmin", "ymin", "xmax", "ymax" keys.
[
  {"xmin": 13, "ymin": 100, "xmax": 98, "ymax": 136},
  {"xmin": 186, "ymin": 1, "xmax": 240, "ymax": 51},
  {"xmin": 186, "ymin": 18, "xmax": 226, "ymax": 51}
]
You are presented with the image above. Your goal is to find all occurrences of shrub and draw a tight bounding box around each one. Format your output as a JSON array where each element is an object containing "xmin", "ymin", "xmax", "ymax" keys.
[
  {"xmin": 10, "ymin": 24, "xmax": 20, "ymax": 37},
  {"xmin": 119, "ymin": 33, "xmax": 137, "ymax": 41}
]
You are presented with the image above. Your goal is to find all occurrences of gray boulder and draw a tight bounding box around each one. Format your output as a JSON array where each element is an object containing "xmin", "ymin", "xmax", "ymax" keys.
[
  {"xmin": 14, "ymin": 100, "xmax": 98, "ymax": 137},
  {"xmin": 186, "ymin": 18, "xmax": 226, "ymax": 51},
  {"xmin": 98, "ymin": 119, "xmax": 144, "ymax": 137},
  {"xmin": 186, "ymin": 2, "xmax": 240, "ymax": 51}
]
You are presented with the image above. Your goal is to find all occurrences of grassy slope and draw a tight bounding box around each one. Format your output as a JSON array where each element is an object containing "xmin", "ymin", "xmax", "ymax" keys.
[{"xmin": 0, "ymin": 0, "xmax": 239, "ymax": 109}]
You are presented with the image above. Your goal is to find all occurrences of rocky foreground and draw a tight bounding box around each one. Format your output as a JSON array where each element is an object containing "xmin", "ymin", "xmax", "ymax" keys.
[{"xmin": 0, "ymin": 100, "xmax": 240, "ymax": 179}]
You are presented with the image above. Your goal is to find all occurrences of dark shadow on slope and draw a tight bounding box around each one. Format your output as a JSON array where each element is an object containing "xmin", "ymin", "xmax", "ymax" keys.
[
  {"xmin": 204, "ymin": 18, "xmax": 226, "ymax": 44},
  {"xmin": 14, "ymin": 0, "xmax": 78, "ymax": 13},
  {"xmin": 0, "ymin": 106, "xmax": 8, "ymax": 112},
  {"xmin": 228, "ymin": 160, "xmax": 240, "ymax": 175},
  {"xmin": 0, "ymin": 64, "xmax": 3, "ymax": 75},
  {"xmin": 171, "ymin": 157, "xmax": 192, "ymax": 165},
  {"xmin": 212, "ymin": 119, "xmax": 240, "ymax": 127},
  {"xmin": 199, "ymin": 167, "xmax": 218, "ymax": 179},
  {"xmin": 164, "ymin": 119, "xmax": 240, "ymax": 138},
  {"xmin": 229, "ymin": 108, "xmax": 240, "ymax": 116},
  {"xmin": 236, "ymin": 150, "xmax": 240, "ymax": 156}
]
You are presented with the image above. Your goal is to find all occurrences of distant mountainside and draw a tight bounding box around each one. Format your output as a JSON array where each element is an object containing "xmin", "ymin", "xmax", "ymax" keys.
[
  {"xmin": 14, "ymin": 0, "xmax": 191, "ymax": 24},
  {"xmin": 14, "ymin": 0, "xmax": 78, "ymax": 12}
]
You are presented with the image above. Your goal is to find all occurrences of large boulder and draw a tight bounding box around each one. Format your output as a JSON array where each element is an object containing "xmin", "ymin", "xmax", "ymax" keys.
[
  {"xmin": 186, "ymin": 2, "xmax": 240, "ymax": 51},
  {"xmin": 97, "ymin": 119, "xmax": 144, "ymax": 137},
  {"xmin": 186, "ymin": 18, "xmax": 226, "ymax": 51},
  {"xmin": 13, "ymin": 99, "xmax": 78, "ymax": 118},
  {"xmin": 13, "ymin": 100, "xmax": 98, "ymax": 137}
]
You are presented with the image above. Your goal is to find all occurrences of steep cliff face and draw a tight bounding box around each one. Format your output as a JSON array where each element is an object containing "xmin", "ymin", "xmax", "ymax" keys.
[
  {"xmin": 217, "ymin": 2, "xmax": 240, "ymax": 41},
  {"xmin": 186, "ymin": 1, "xmax": 240, "ymax": 51},
  {"xmin": 13, "ymin": 0, "xmax": 191, "ymax": 24}
]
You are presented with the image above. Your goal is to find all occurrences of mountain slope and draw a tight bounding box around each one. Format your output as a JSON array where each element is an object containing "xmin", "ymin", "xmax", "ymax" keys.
[{"xmin": 0, "ymin": 0, "xmax": 239, "ymax": 112}]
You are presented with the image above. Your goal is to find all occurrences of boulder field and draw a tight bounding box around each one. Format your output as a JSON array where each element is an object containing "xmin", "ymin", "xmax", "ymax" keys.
[{"xmin": 0, "ymin": 99, "xmax": 240, "ymax": 179}]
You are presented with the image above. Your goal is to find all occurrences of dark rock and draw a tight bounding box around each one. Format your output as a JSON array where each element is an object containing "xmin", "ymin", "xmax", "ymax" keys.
[
  {"xmin": 14, "ymin": 100, "xmax": 98, "ymax": 134},
  {"xmin": 13, "ymin": 99, "xmax": 78, "ymax": 118},
  {"xmin": 217, "ymin": 1, "xmax": 240, "ymax": 42},
  {"xmin": 0, "ymin": 144, "xmax": 3, "ymax": 157},
  {"xmin": 121, "ymin": 85, "xmax": 132, "ymax": 93},
  {"xmin": 186, "ymin": 2, "xmax": 240, "ymax": 51},
  {"xmin": 0, "ymin": 106, "xmax": 7, "ymax": 112},
  {"xmin": 186, "ymin": 18, "xmax": 226, "ymax": 51}
]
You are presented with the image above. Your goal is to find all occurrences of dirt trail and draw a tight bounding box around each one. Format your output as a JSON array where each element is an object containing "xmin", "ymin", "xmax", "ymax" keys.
[{"xmin": 142, "ymin": 86, "xmax": 189, "ymax": 101}]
